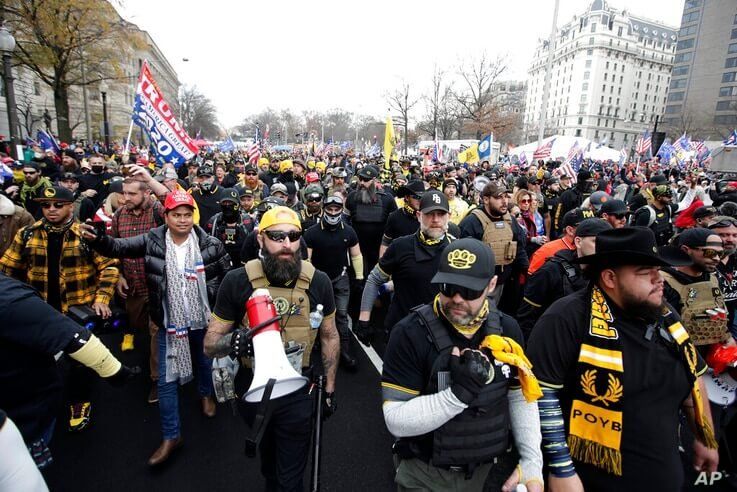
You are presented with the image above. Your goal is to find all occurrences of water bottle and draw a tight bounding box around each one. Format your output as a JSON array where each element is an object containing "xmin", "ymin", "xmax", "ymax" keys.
[{"xmin": 309, "ymin": 304, "xmax": 324, "ymax": 330}]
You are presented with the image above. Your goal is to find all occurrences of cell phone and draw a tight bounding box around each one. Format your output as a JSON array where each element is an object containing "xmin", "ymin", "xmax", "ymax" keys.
[{"xmin": 85, "ymin": 220, "xmax": 106, "ymax": 237}]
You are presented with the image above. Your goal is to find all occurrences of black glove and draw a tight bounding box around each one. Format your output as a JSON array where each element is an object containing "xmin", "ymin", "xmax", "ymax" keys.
[
  {"xmin": 354, "ymin": 320, "xmax": 373, "ymax": 346},
  {"xmin": 107, "ymin": 365, "xmax": 141, "ymax": 387},
  {"xmin": 230, "ymin": 328, "xmax": 252, "ymax": 357},
  {"xmin": 322, "ymin": 391, "xmax": 337, "ymax": 420},
  {"xmin": 449, "ymin": 349, "xmax": 492, "ymax": 405}
]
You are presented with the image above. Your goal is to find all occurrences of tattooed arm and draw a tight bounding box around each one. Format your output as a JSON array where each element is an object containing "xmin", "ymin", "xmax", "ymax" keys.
[
  {"xmin": 320, "ymin": 315, "xmax": 340, "ymax": 393},
  {"xmin": 204, "ymin": 315, "xmax": 235, "ymax": 358}
]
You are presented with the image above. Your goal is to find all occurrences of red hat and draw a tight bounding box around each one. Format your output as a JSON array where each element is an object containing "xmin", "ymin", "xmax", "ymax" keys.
[
  {"xmin": 305, "ymin": 172, "xmax": 320, "ymax": 184},
  {"xmin": 164, "ymin": 191, "xmax": 195, "ymax": 211}
]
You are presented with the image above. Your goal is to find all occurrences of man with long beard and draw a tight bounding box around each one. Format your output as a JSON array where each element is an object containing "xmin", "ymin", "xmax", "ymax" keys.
[
  {"xmin": 381, "ymin": 238, "xmax": 543, "ymax": 491},
  {"xmin": 710, "ymin": 216, "xmax": 737, "ymax": 335},
  {"xmin": 356, "ymin": 190, "xmax": 454, "ymax": 347},
  {"xmin": 527, "ymin": 227, "xmax": 719, "ymax": 491},
  {"xmin": 205, "ymin": 206, "xmax": 340, "ymax": 492},
  {"xmin": 345, "ymin": 164, "xmax": 397, "ymax": 278}
]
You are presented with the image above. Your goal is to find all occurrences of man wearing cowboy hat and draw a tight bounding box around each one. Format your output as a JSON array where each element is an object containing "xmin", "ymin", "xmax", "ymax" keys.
[{"xmin": 527, "ymin": 227, "xmax": 719, "ymax": 491}]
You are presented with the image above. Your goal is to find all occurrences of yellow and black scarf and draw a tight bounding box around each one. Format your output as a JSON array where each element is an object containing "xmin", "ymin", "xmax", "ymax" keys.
[{"xmin": 567, "ymin": 286, "xmax": 717, "ymax": 476}]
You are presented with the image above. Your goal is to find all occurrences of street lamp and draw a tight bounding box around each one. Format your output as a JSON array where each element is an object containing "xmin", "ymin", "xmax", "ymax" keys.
[
  {"xmin": 99, "ymin": 79, "xmax": 110, "ymax": 149},
  {"xmin": 0, "ymin": 24, "xmax": 20, "ymax": 159}
]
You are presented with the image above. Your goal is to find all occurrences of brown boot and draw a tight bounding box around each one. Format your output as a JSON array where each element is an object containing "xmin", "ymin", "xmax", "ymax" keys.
[
  {"xmin": 147, "ymin": 437, "xmax": 182, "ymax": 466},
  {"xmin": 201, "ymin": 396, "xmax": 216, "ymax": 418}
]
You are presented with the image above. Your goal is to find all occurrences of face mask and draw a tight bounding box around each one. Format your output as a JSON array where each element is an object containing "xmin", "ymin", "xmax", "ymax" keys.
[
  {"xmin": 323, "ymin": 212, "xmax": 342, "ymax": 226},
  {"xmin": 201, "ymin": 181, "xmax": 213, "ymax": 191},
  {"xmin": 91, "ymin": 165, "xmax": 104, "ymax": 174}
]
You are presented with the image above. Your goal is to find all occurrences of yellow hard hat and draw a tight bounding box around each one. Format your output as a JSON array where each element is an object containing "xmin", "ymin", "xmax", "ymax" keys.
[
  {"xmin": 259, "ymin": 206, "xmax": 302, "ymax": 231},
  {"xmin": 315, "ymin": 161, "xmax": 326, "ymax": 172},
  {"xmin": 307, "ymin": 160, "xmax": 316, "ymax": 169}
]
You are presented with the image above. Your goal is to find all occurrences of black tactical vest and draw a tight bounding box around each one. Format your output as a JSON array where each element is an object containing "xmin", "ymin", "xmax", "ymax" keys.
[
  {"xmin": 354, "ymin": 195, "xmax": 385, "ymax": 223},
  {"xmin": 411, "ymin": 303, "xmax": 511, "ymax": 467}
]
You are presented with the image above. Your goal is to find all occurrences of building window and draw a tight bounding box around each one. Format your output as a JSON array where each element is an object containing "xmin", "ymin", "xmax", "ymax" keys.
[
  {"xmin": 584, "ymin": 71, "xmax": 590, "ymax": 80},
  {"xmin": 679, "ymin": 25, "xmax": 697, "ymax": 37},
  {"xmin": 732, "ymin": 28, "xmax": 737, "ymax": 39},
  {"xmin": 595, "ymin": 130, "xmax": 600, "ymax": 139},
  {"xmin": 682, "ymin": 11, "xmax": 699, "ymax": 24},
  {"xmin": 668, "ymin": 92, "xmax": 685, "ymax": 102},
  {"xmin": 673, "ymin": 65, "xmax": 689, "ymax": 76},
  {"xmin": 591, "ymin": 23, "xmax": 597, "ymax": 33},
  {"xmin": 589, "ymin": 37, "xmax": 594, "ymax": 45},
  {"xmin": 727, "ymin": 57, "xmax": 737, "ymax": 69},
  {"xmin": 677, "ymin": 39, "xmax": 695, "ymax": 50},
  {"xmin": 723, "ymin": 72, "xmax": 737, "ymax": 83},
  {"xmin": 719, "ymin": 86, "xmax": 737, "ymax": 96},
  {"xmin": 579, "ymin": 104, "xmax": 586, "ymax": 114},
  {"xmin": 685, "ymin": 0, "xmax": 701, "ymax": 8},
  {"xmin": 716, "ymin": 101, "xmax": 733, "ymax": 111},
  {"xmin": 730, "ymin": 43, "xmax": 737, "ymax": 54},
  {"xmin": 582, "ymin": 82, "xmax": 589, "ymax": 91},
  {"xmin": 715, "ymin": 115, "xmax": 737, "ymax": 124},
  {"xmin": 576, "ymin": 129, "xmax": 582, "ymax": 137},
  {"xmin": 586, "ymin": 59, "xmax": 592, "ymax": 68},
  {"xmin": 618, "ymin": 26, "xmax": 623, "ymax": 37},
  {"xmin": 580, "ymin": 94, "xmax": 588, "ymax": 102},
  {"xmin": 587, "ymin": 48, "xmax": 593, "ymax": 55},
  {"xmin": 611, "ymin": 132, "xmax": 615, "ymax": 140},
  {"xmin": 670, "ymin": 79, "xmax": 687, "ymax": 89},
  {"xmin": 674, "ymin": 52, "xmax": 693, "ymax": 63},
  {"xmin": 578, "ymin": 117, "xmax": 583, "ymax": 125},
  {"xmin": 33, "ymin": 81, "xmax": 40, "ymax": 96}
]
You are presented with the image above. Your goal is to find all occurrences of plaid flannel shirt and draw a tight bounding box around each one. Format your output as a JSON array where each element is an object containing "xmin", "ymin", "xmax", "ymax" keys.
[
  {"xmin": 111, "ymin": 199, "xmax": 163, "ymax": 296},
  {"xmin": 0, "ymin": 220, "xmax": 119, "ymax": 313}
]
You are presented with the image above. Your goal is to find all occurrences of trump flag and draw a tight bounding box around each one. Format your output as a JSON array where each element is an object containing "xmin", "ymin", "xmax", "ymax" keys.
[{"xmin": 132, "ymin": 61, "xmax": 198, "ymax": 167}]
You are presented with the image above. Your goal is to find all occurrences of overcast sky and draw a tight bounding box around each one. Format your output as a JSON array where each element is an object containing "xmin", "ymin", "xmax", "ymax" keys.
[{"xmin": 118, "ymin": 0, "xmax": 685, "ymax": 128}]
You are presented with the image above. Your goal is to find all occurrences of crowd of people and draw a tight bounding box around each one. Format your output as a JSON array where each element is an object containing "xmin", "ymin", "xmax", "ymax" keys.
[{"xmin": 0, "ymin": 138, "xmax": 736, "ymax": 491}]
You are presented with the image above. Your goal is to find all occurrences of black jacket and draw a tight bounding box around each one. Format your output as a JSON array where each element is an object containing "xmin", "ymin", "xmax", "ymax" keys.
[{"xmin": 91, "ymin": 225, "xmax": 230, "ymax": 328}]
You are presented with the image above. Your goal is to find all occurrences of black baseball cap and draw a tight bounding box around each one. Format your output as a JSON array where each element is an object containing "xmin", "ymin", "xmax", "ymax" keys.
[
  {"xmin": 34, "ymin": 185, "xmax": 74, "ymax": 202},
  {"xmin": 431, "ymin": 238, "xmax": 495, "ymax": 290},
  {"xmin": 562, "ymin": 208, "xmax": 586, "ymax": 229},
  {"xmin": 693, "ymin": 206, "xmax": 717, "ymax": 220},
  {"xmin": 575, "ymin": 218, "xmax": 612, "ymax": 237},
  {"xmin": 420, "ymin": 190, "xmax": 450, "ymax": 214},
  {"xmin": 239, "ymin": 187, "xmax": 254, "ymax": 197},
  {"xmin": 59, "ymin": 172, "xmax": 79, "ymax": 182},
  {"xmin": 357, "ymin": 165, "xmax": 379, "ymax": 180},
  {"xmin": 600, "ymin": 199, "xmax": 628, "ymax": 216},
  {"xmin": 220, "ymin": 188, "xmax": 240, "ymax": 204},
  {"xmin": 674, "ymin": 228, "xmax": 722, "ymax": 249},
  {"xmin": 481, "ymin": 182, "xmax": 509, "ymax": 198},
  {"xmin": 197, "ymin": 166, "xmax": 214, "ymax": 177}
]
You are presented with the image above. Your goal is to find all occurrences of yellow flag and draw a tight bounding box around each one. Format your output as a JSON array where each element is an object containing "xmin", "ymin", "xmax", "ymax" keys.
[
  {"xmin": 457, "ymin": 143, "xmax": 479, "ymax": 164},
  {"xmin": 384, "ymin": 116, "xmax": 395, "ymax": 170}
]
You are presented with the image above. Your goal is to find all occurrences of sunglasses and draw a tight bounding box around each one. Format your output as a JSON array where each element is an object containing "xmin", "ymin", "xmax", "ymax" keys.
[
  {"xmin": 439, "ymin": 283, "xmax": 486, "ymax": 300},
  {"xmin": 518, "ymin": 198, "xmax": 531, "ymax": 204},
  {"xmin": 40, "ymin": 202, "xmax": 69, "ymax": 209},
  {"xmin": 410, "ymin": 194, "xmax": 422, "ymax": 201},
  {"xmin": 245, "ymin": 172, "xmax": 258, "ymax": 176},
  {"xmin": 358, "ymin": 176, "xmax": 372, "ymax": 182},
  {"xmin": 697, "ymin": 248, "xmax": 726, "ymax": 259},
  {"xmin": 306, "ymin": 196, "xmax": 322, "ymax": 203},
  {"xmin": 263, "ymin": 230, "xmax": 302, "ymax": 243}
]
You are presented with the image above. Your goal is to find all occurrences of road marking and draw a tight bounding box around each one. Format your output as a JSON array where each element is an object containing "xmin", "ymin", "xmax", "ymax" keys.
[{"xmin": 349, "ymin": 317, "xmax": 382, "ymax": 374}]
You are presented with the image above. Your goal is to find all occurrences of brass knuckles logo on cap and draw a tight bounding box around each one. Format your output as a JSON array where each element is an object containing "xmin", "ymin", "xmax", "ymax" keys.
[
  {"xmin": 447, "ymin": 249, "xmax": 476, "ymax": 270},
  {"xmin": 44, "ymin": 187, "xmax": 56, "ymax": 198}
]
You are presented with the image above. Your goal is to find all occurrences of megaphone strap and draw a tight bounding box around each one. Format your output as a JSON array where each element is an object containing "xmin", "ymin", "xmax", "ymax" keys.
[{"xmin": 245, "ymin": 378, "xmax": 276, "ymax": 458}]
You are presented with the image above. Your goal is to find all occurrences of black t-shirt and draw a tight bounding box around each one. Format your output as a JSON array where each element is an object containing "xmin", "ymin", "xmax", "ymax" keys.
[
  {"xmin": 716, "ymin": 254, "xmax": 737, "ymax": 326},
  {"xmin": 46, "ymin": 232, "xmax": 63, "ymax": 312},
  {"xmin": 379, "ymin": 233, "xmax": 453, "ymax": 330},
  {"xmin": 303, "ymin": 222, "xmax": 359, "ymax": 280},
  {"xmin": 78, "ymin": 171, "xmax": 116, "ymax": 209},
  {"xmin": 527, "ymin": 288, "xmax": 707, "ymax": 492},
  {"xmin": 192, "ymin": 186, "xmax": 225, "ymax": 228},
  {"xmin": 383, "ymin": 208, "xmax": 419, "ymax": 242},
  {"xmin": 212, "ymin": 263, "xmax": 336, "ymax": 328}
]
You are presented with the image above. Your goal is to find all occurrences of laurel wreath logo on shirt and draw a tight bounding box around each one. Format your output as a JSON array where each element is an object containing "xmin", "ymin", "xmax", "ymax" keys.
[{"xmin": 581, "ymin": 369, "xmax": 623, "ymax": 407}]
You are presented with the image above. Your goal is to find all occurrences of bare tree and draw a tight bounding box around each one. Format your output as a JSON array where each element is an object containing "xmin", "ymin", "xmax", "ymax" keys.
[
  {"xmin": 15, "ymin": 85, "xmax": 42, "ymax": 137},
  {"xmin": 417, "ymin": 66, "xmax": 453, "ymax": 139},
  {"xmin": 386, "ymin": 80, "xmax": 419, "ymax": 153},
  {"xmin": 455, "ymin": 53, "xmax": 509, "ymax": 139},
  {"xmin": 178, "ymin": 85, "xmax": 219, "ymax": 139}
]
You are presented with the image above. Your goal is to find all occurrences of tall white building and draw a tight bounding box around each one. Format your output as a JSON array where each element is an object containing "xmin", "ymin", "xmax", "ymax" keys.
[{"xmin": 523, "ymin": 0, "xmax": 677, "ymax": 152}]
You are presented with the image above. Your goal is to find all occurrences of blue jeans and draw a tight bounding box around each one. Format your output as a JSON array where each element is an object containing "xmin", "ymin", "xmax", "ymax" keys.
[{"xmin": 157, "ymin": 328, "xmax": 214, "ymax": 440}]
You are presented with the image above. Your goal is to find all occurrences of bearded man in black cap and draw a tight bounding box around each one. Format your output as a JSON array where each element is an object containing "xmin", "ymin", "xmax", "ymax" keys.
[
  {"xmin": 345, "ymin": 164, "xmax": 397, "ymax": 278},
  {"xmin": 381, "ymin": 237, "xmax": 543, "ymax": 491},
  {"xmin": 528, "ymin": 227, "xmax": 719, "ymax": 492},
  {"xmin": 380, "ymin": 179, "xmax": 425, "ymax": 257},
  {"xmin": 357, "ymin": 190, "xmax": 455, "ymax": 346}
]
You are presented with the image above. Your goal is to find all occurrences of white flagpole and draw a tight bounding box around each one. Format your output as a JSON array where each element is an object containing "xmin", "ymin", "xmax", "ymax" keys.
[{"xmin": 123, "ymin": 119, "xmax": 134, "ymax": 159}]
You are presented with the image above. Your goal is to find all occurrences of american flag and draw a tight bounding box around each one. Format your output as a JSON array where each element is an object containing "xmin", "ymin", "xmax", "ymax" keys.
[
  {"xmin": 558, "ymin": 142, "xmax": 580, "ymax": 183},
  {"xmin": 673, "ymin": 133, "xmax": 690, "ymax": 152},
  {"xmin": 247, "ymin": 141, "xmax": 261, "ymax": 164},
  {"xmin": 636, "ymin": 131, "xmax": 652, "ymax": 155},
  {"xmin": 518, "ymin": 151, "xmax": 527, "ymax": 167},
  {"xmin": 724, "ymin": 129, "xmax": 737, "ymax": 146},
  {"xmin": 533, "ymin": 138, "xmax": 555, "ymax": 161},
  {"xmin": 618, "ymin": 147, "xmax": 628, "ymax": 167},
  {"xmin": 431, "ymin": 140, "xmax": 443, "ymax": 163}
]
